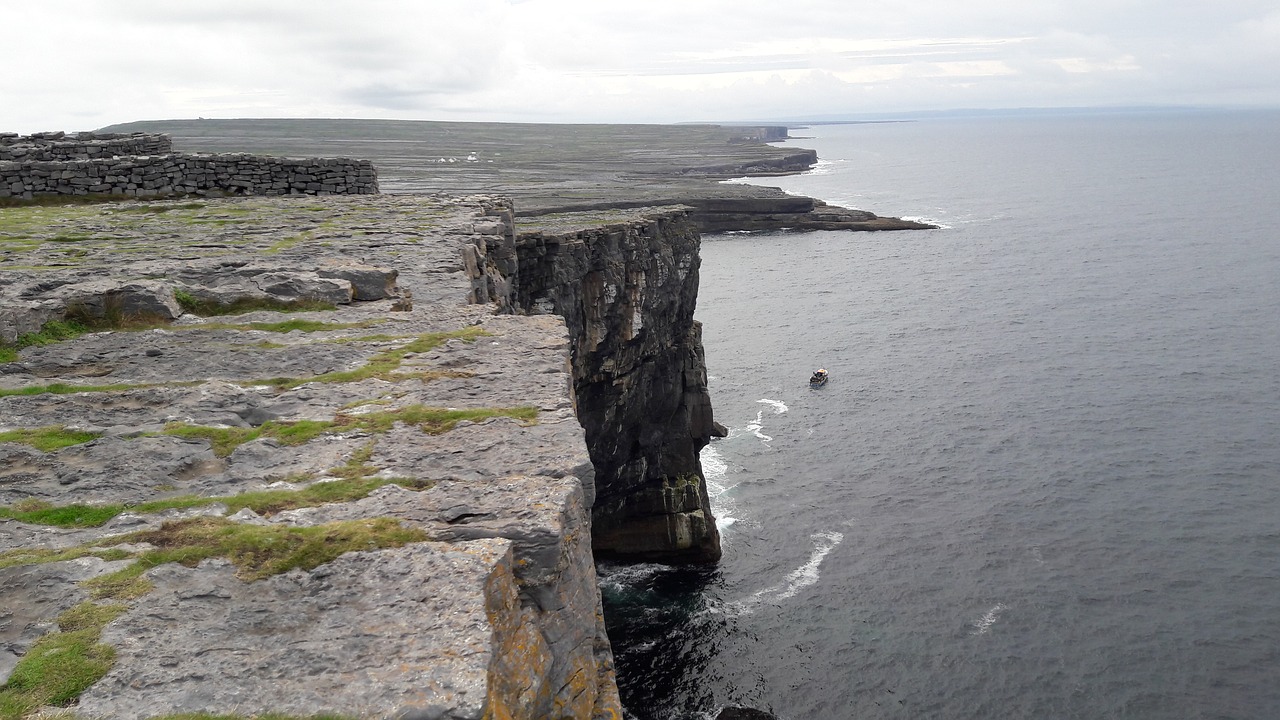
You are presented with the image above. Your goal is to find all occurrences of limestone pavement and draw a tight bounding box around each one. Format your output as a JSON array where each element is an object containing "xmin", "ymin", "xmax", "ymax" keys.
[{"xmin": 0, "ymin": 195, "xmax": 620, "ymax": 719}]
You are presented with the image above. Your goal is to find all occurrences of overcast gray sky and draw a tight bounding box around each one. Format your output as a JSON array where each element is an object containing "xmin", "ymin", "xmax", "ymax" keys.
[{"xmin": 4, "ymin": 0, "xmax": 1279, "ymax": 133}]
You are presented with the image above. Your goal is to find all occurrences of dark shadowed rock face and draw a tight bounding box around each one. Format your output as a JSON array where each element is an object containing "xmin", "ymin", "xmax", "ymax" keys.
[{"xmin": 510, "ymin": 209, "xmax": 722, "ymax": 563}]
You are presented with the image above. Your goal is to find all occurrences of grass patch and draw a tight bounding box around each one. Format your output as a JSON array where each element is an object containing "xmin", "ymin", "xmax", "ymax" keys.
[
  {"xmin": 240, "ymin": 319, "xmax": 356, "ymax": 333},
  {"xmin": 338, "ymin": 404, "xmax": 540, "ymax": 435},
  {"xmin": 0, "ymin": 601, "xmax": 126, "ymax": 717},
  {"xmin": 247, "ymin": 327, "xmax": 487, "ymax": 390},
  {"xmin": 158, "ymin": 400, "xmax": 534, "ymax": 458},
  {"xmin": 264, "ymin": 232, "xmax": 311, "ymax": 254},
  {"xmin": 0, "ymin": 452, "xmax": 434, "ymax": 530},
  {"xmin": 112, "ymin": 202, "xmax": 206, "ymax": 214},
  {"xmin": 1, "ymin": 319, "xmax": 91, "ymax": 355},
  {"xmin": 0, "ymin": 546, "xmax": 126, "ymax": 571},
  {"xmin": 0, "ymin": 381, "xmax": 200, "ymax": 399},
  {"xmin": 0, "ymin": 426, "xmax": 102, "ymax": 452},
  {"xmin": 112, "ymin": 516, "xmax": 428, "ymax": 581},
  {"xmin": 0, "ymin": 502, "xmax": 120, "ymax": 528},
  {"xmin": 0, "ymin": 300, "xmax": 178, "ymax": 361},
  {"xmin": 173, "ymin": 291, "xmax": 337, "ymax": 318},
  {"xmin": 187, "ymin": 318, "xmax": 379, "ymax": 334},
  {"xmin": 322, "ymin": 333, "xmax": 411, "ymax": 344},
  {"xmin": 147, "ymin": 713, "xmax": 354, "ymax": 720},
  {"xmin": 162, "ymin": 419, "xmax": 335, "ymax": 458}
]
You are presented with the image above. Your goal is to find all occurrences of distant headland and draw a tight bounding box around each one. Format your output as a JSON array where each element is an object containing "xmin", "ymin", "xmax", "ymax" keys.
[{"xmin": 99, "ymin": 118, "xmax": 936, "ymax": 233}]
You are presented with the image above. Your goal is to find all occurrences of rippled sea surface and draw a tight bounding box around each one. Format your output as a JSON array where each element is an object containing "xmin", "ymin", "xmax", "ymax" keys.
[{"xmin": 598, "ymin": 110, "xmax": 1280, "ymax": 719}]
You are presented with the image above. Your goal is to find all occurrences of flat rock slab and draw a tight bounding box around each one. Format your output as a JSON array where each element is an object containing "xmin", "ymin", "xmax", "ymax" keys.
[
  {"xmin": 0, "ymin": 194, "xmax": 616, "ymax": 719},
  {"xmin": 79, "ymin": 541, "xmax": 513, "ymax": 720}
]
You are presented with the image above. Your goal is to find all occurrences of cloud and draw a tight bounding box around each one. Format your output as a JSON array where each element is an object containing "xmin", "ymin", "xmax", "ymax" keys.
[{"xmin": 1, "ymin": 0, "xmax": 1277, "ymax": 132}]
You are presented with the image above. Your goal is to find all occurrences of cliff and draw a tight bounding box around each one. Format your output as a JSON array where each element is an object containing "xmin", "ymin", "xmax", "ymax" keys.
[
  {"xmin": 0, "ymin": 195, "xmax": 631, "ymax": 718},
  {"xmin": 512, "ymin": 211, "xmax": 721, "ymax": 563}
]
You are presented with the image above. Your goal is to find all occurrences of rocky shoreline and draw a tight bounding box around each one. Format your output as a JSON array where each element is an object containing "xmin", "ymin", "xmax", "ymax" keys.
[
  {"xmin": 0, "ymin": 121, "xmax": 921, "ymax": 718},
  {"xmin": 99, "ymin": 118, "xmax": 937, "ymax": 233}
]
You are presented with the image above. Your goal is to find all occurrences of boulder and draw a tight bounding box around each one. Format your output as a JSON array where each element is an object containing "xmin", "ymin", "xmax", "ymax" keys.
[
  {"xmin": 253, "ymin": 271, "xmax": 353, "ymax": 305},
  {"xmin": 60, "ymin": 280, "xmax": 182, "ymax": 321},
  {"xmin": 317, "ymin": 261, "xmax": 400, "ymax": 300}
]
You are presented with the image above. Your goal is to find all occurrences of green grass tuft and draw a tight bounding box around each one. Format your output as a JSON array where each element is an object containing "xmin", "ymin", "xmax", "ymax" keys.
[
  {"xmin": 161, "ymin": 419, "xmax": 335, "ymax": 458},
  {"xmin": 114, "ymin": 516, "xmax": 428, "ymax": 581},
  {"xmin": 0, "ymin": 426, "xmax": 102, "ymax": 452},
  {"xmin": 0, "ymin": 602, "xmax": 125, "ymax": 716},
  {"xmin": 174, "ymin": 292, "xmax": 338, "ymax": 317},
  {"xmin": 0, "ymin": 503, "xmax": 122, "ymax": 528},
  {"xmin": 0, "ymin": 319, "xmax": 92, "ymax": 361},
  {"xmin": 0, "ymin": 449, "xmax": 435, "ymax": 531},
  {"xmin": 149, "ymin": 707, "xmax": 355, "ymax": 712},
  {"xmin": 0, "ymin": 381, "xmax": 186, "ymax": 399},
  {"xmin": 248, "ymin": 327, "xmax": 487, "ymax": 390}
]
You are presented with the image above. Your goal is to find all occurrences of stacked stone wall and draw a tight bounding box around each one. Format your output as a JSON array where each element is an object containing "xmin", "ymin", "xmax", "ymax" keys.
[
  {"xmin": 1, "ymin": 152, "xmax": 378, "ymax": 198},
  {"xmin": 0, "ymin": 131, "xmax": 172, "ymax": 161}
]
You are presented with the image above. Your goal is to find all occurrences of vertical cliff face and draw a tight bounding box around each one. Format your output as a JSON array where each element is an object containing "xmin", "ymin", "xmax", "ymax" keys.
[{"xmin": 512, "ymin": 209, "xmax": 721, "ymax": 563}]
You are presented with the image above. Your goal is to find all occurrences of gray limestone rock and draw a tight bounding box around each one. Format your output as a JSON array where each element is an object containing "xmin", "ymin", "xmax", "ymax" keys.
[
  {"xmin": 56, "ymin": 280, "xmax": 182, "ymax": 322},
  {"xmin": 79, "ymin": 541, "xmax": 520, "ymax": 720},
  {"xmin": 0, "ymin": 557, "xmax": 134, "ymax": 684},
  {"xmin": 0, "ymin": 194, "xmax": 671, "ymax": 719},
  {"xmin": 317, "ymin": 260, "xmax": 401, "ymax": 300},
  {"xmin": 253, "ymin": 270, "xmax": 354, "ymax": 305}
]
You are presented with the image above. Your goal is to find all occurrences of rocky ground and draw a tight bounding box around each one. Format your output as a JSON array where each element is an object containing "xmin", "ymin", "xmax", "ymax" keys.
[
  {"xmin": 0, "ymin": 195, "xmax": 620, "ymax": 719},
  {"xmin": 99, "ymin": 119, "xmax": 934, "ymax": 232}
]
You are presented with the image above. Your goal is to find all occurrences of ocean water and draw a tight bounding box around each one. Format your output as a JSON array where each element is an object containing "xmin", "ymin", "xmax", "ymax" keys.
[{"xmin": 598, "ymin": 110, "xmax": 1280, "ymax": 719}]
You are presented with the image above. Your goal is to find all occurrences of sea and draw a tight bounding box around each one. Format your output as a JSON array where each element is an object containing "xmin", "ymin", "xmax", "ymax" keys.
[{"xmin": 597, "ymin": 109, "xmax": 1280, "ymax": 719}]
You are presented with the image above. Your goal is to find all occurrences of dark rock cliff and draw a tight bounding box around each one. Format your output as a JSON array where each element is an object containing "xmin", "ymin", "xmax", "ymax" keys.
[{"xmin": 509, "ymin": 209, "xmax": 722, "ymax": 563}]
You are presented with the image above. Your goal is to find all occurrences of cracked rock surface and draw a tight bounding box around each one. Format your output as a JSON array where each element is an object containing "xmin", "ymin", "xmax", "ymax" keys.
[{"xmin": 0, "ymin": 195, "xmax": 620, "ymax": 719}]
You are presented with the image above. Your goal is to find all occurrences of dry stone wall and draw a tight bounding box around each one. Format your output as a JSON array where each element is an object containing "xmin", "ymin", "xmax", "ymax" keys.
[
  {"xmin": 0, "ymin": 131, "xmax": 378, "ymax": 198},
  {"xmin": 0, "ymin": 131, "xmax": 172, "ymax": 161}
]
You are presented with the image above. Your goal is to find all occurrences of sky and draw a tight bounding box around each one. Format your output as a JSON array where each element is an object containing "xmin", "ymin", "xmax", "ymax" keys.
[{"xmin": 3, "ymin": 0, "xmax": 1279, "ymax": 133}]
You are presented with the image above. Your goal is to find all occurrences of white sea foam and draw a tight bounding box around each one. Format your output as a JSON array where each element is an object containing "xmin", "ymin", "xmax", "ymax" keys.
[
  {"xmin": 700, "ymin": 443, "xmax": 727, "ymax": 483},
  {"xmin": 700, "ymin": 444, "xmax": 738, "ymax": 530},
  {"xmin": 744, "ymin": 409, "xmax": 772, "ymax": 443},
  {"xmin": 971, "ymin": 603, "xmax": 1007, "ymax": 635},
  {"xmin": 596, "ymin": 562, "xmax": 671, "ymax": 594},
  {"xmin": 722, "ymin": 531, "xmax": 845, "ymax": 616},
  {"xmin": 776, "ymin": 531, "xmax": 843, "ymax": 599},
  {"xmin": 903, "ymin": 215, "xmax": 952, "ymax": 229},
  {"xmin": 804, "ymin": 158, "xmax": 841, "ymax": 176},
  {"xmin": 758, "ymin": 398, "xmax": 788, "ymax": 414}
]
